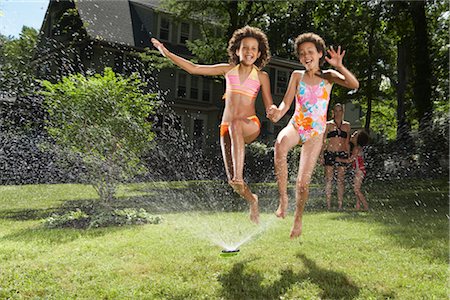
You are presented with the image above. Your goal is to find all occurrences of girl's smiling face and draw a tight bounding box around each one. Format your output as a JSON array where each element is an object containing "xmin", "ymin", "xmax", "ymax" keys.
[
  {"xmin": 236, "ymin": 37, "xmax": 261, "ymax": 66},
  {"xmin": 298, "ymin": 42, "xmax": 322, "ymax": 70}
]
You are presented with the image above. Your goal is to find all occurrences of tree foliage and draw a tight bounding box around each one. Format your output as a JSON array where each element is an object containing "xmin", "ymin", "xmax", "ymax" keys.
[
  {"xmin": 41, "ymin": 68, "xmax": 159, "ymax": 201},
  {"xmin": 0, "ymin": 26, "xmax": 38, "ymax": 96},
  {"xmin": 162, "ymin": 0, "xmax": 448, "ymax": 143}
]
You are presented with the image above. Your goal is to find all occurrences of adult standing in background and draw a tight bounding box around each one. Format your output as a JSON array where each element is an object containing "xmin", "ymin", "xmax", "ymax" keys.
[{"xmin": 320, "ymin": 103, "xmax": 351, "ymax": 210}]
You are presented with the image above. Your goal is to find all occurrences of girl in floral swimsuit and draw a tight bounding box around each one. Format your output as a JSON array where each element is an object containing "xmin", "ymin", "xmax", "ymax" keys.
[
  {"xmin": 267, "ymin": 33, "xmax": 359, "ymax": 238},
  {"xmin": 152, "ymin": 26, "xmax": 274, "ymax": 224}
]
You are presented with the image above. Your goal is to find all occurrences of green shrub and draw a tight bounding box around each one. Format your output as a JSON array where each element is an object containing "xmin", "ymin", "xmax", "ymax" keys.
[
  {"xmin": 41, "ymin": 68, "xmax": 159, "ymax": 202},
  {"xmin": 43, "ymin": 209, "xmax": 90, "ymax": 229},
  {"xmin": 43, "ymin": 208, "xmax": 162, "ymax": 229}
]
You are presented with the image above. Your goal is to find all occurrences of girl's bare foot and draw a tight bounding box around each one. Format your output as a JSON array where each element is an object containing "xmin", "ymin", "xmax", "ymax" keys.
[
  {"xmin": 275, "ymin": 198, "xmax": 288, "ymax": 218},
  {"xmin": 249, "ymin": 194, "xmax": 259, "ymax": 224},
  {"xmin": 290, "ymin": 218, "xmax": 302, "ymax": 239}
]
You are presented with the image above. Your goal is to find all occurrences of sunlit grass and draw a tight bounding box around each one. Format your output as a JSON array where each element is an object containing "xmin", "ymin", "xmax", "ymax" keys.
[{"xmin": 0, "ymin": 179, "xmax": 447, "ymax": 299}]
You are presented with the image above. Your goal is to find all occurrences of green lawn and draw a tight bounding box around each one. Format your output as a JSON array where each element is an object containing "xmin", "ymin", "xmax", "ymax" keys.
[{"xmin": 0, "ymin": 180, "xmax": 447, "ymax": 299}]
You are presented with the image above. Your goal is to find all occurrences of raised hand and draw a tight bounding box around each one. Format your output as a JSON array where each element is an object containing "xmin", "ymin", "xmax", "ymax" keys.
[
  {"xmin": 325, "ymin": 45, "xmax": 346, "ymax": 69},
  {"xmin": 151, "ymin": 38, "xmax": 167, "ymax": 57}
]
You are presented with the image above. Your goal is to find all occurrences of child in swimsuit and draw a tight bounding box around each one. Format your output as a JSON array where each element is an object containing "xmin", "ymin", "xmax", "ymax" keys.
[
  {"xmin": 267, "ymin": 32, "xmax": 359, "ymax": 238},
  {"xmin": 151, "ymin": 26, "xmax": 274, "ymax": 224},
  {"xmin": 336, "ymin": 130, "xmax": 369, "ymax": 211},
  {"xmin": 321, "ymin": 103, "xmax": 351, "ymax": 210}
]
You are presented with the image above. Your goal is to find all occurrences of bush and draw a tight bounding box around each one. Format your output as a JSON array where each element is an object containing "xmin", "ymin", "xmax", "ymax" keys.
[
  {"xmin": 41, "ymin": 68, "xmax": 159, "ymax": 202},
  {"xmin": 43, "ymin": 208, "xmax": 162, "ymax": 229}
]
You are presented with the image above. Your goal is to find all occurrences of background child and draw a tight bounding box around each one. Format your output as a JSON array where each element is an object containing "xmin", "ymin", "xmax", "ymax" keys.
[
  {"xmin": 267, "ymin": 32, "xmax": 359, "ymax": 238},
  {"xmin": 336, "ymin": 130, "xmax": 370, "ymax": 211},
  {"xmin": 152, "ymin": 26, "xmax": 274, "ymax": 224}
]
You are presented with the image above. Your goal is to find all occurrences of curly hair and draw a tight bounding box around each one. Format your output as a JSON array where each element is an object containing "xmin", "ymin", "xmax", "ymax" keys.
[
  {"xmin": 294, "ymin": 32, "xmax": 327, "ymax": 66},
  {"xmin": 356, "ymin": 130, "xmax": 370, "ymax": 147},
  {"xmin": 227, "ymin": 26, "xmax": 270, "ymax": 69}
]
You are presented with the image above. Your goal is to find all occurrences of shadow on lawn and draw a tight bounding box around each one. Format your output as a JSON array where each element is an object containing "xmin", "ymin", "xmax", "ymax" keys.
[
  {"xmin": 0, "ymin": 225, "xmax": 122, "ymax": 244},
  {"xmin": 333, "ymin": 210, "xmax": 448, "ymax": 263},
  {"xmin": 0, "ymin": 188, "xmax": 276, "ymax": 222},
  {"xmin": 218, "ymin": 254, "xmax": 360, "ymax": 299}
]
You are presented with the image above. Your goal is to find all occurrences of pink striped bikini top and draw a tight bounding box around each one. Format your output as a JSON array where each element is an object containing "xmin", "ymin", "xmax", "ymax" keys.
[{"xmin": 224, "ymin": 64, "xmax": 260, "ymax": 100}]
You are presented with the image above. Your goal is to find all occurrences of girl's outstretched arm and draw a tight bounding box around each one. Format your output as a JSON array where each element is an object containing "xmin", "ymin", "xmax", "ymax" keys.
[
  {"xmin": 269, "ymin": 71, "xmax": 300, "ymax": 123},
  {"xmin": 324, "ymin": 45, "xmax": 359, "ymax": 90},
  {"xmin": 151, "ymin": 38, "xmax": 231, "ymax": 76},
  {"xmin": 258, "ymin": 71, "xmax": 274, "ymax": 115}
]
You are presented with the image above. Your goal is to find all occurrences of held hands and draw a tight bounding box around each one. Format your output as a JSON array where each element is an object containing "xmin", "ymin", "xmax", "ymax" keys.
[
  {"xmin": 319, "ymin": 155, "xmax": 325, "ymax": 165},
  {"xmin": 266, "ymin": 105, "xmax": 281, "ymax": 123},
  {"xmin": 151, "ymin": 38, "xmax": 167, "ymax": 57},
  {"xmin": 325, "ymin": 45, "xmax": 345, "ymax": 69}
]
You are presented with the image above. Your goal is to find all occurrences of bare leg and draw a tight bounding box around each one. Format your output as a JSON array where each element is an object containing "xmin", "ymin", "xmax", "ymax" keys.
[
  {"xmin": 220, "ymin": 131, "xmax": 234, "ymax": 182},
  {"xmin": 227, "ymin": 118, "xmax": 260, "ymax": 223},
  {"xmin": 274, "ymin": 125, "xmax": 300, "ymax": 218},
  {"xmin": 353, "ymin": 170, "xmax": 368, "ymax": 211},
  {"xmin": 291, "ymin": 134, "xmax": 324, "ymax": 239},
  {"xmin": 324, "ymin": 166, "xmax": 334, "ymax": 210},
  {"xmin": 337, "ymin": 166, "xmax": 346, "ymax": 210}
]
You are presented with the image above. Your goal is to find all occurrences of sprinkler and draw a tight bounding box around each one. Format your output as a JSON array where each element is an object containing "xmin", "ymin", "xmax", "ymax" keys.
[{"xmin": 220, "ymin": 249, "xmax": 240, "ymax": 257}]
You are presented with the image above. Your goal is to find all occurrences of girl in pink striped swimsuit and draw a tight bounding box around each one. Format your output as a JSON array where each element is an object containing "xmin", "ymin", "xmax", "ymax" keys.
[
  {"xmin": 152, "ymin": 26, "xmax": 274, "ymax": 224},
  {"xmin": 267, "ymin": 33, "xmax": 359, "ymax": 238}
]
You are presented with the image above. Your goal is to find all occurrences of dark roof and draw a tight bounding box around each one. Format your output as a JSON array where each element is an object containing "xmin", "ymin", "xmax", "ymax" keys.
[
  {"xmin": 74, "ymin": 0, "xmax": 189, "ymax": 52},
  {"xmin": 130, "ymin": 0, "xmax": 161, "ymax": 9},
  {"xmin": 76, "ymin": 0, "xmax": 137, "ymax": 47},
  {"xmin": 51, "ymin": 0, "xmax": 161, "ymax": 48}
]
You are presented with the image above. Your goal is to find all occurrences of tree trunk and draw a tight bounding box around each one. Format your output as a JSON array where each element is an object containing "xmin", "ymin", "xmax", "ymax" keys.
[
  {"xmin": 396, "ymin": 39, "xmax": 411, "ymax": 142},
  {"xmin": 409, "ymin": 0, "xmax": 433, "ymax": 128},
  {"xmin": 364, "ymin": 23, "xmax": 374, "ymax": 132},
  {"xmin": 227, "ymin": 1, "xmax": 239, "ymax": 38}
]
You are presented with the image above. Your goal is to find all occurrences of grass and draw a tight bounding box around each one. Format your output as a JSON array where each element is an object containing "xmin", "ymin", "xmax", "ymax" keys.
[{"xmin": 0, "ymin": 179, "xmax": 448, "ymax": 299}]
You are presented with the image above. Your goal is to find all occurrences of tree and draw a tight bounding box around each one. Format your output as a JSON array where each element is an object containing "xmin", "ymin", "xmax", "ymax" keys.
[
  {"xmin": 409, "ymin": 0, "xmax": 433, "ymax": 128},
  {"xmin": 41, "ymin": 68, "xmax": 159, "ymax": 202},
  {"xmin": 0, "ymin": 26, "xmax": 38, "ymax": 96},
  {"xmin": 0, "ymin": 27, "xmax": 46, "ymax": 134}
]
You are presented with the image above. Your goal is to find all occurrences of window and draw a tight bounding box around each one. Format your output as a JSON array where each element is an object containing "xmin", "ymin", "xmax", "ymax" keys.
[
  {"xmin": 202, "ymin": 78, "xmax": 211, "ymax": 102},
  {"xmin": 276, "ymin": 69, "xmax": 288, "ymax": 94},
  {"xmin": 177, "ymin": 73, "xmax": 187, "ymax": 98},
  {"xmin": 177, "ymin": 72, "xmax": 213, "ymax": 101},
  {"xmin": 159, "ymin": 16, "xmax": 170, "ymax": 41},
  {"xmin": 148, "ymin": 114, "xmax": 184, "ymax": 133},
  {"xmin": 179, "ymin": 22, "xmax": 190, "ymax": 44},
  {"xmin": 190, "ymin": 76, "xmax": 199, "ymax": 99}
]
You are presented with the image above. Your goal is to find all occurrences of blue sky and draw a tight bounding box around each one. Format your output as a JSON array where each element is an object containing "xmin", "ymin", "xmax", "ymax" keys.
[{"xmin": 0, "ymin": 0, "xmax": 50, "ymax": 38}]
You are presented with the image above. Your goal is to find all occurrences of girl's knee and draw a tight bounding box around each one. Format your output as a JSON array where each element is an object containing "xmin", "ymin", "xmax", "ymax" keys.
[
  {"xmin": 274, "ymin": 139, "xmax": 290, "ymax": 157},
  {"xmin": 296, "ymin": 180, "xmax": 309, "ymax": 193},
  {"xmin": 229, "ymin": 119, "xmax": 243, "ymax": 134}
]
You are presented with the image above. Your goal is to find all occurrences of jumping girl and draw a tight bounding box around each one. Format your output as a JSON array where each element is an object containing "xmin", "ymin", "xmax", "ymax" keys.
[
  {"xmin": 151, "ymin": 26, "xmax": 273, "ymax": 224},
  {"xmin": 267, "ymin": 33, "xmax": 359, "ymax": 238}
]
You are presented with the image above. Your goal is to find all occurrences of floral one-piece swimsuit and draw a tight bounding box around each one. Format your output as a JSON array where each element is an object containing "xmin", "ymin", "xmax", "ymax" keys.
[{"xmin": 291, "ymin": 73, "xmax": 331, "ymax": 143}]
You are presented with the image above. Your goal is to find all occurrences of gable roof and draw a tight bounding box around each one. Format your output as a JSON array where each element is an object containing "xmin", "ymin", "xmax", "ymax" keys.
[{"xmin": 75, "ymin": 0, "xmax": 141, "ymax": 47}]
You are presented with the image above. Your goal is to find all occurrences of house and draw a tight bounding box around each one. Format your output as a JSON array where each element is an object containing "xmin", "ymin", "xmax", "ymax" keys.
[{"xmin": 35, "ymin": 0, "xmax": 362, "ymax": 153}]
